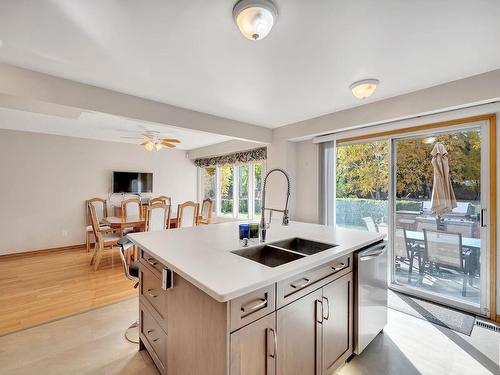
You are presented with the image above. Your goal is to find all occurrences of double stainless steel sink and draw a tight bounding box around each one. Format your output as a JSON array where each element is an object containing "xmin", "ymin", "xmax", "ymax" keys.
[{"xmin": 231, "ymin": 238, "xmax": 337, "ymax": 267}]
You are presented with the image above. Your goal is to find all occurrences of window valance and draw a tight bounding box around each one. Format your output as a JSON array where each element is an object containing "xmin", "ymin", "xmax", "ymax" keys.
[{"xmin": 194, "ymin": 147, "xmax": 267, "ymax": 168}]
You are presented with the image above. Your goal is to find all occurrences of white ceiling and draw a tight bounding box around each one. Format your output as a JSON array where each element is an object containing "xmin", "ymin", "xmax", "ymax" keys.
[
  {"xmin": 0, "ymin": 1, "xmax": 499, "ymax": 128},
  {"xmin": 0, "ymin": 108, "xmax": 230, "ymax": 150}
]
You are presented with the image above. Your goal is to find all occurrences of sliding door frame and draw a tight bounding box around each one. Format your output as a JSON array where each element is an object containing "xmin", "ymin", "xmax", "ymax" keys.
[{"xmin": 336, "ymin": 114, "xmax": 497, "ymax": 320}]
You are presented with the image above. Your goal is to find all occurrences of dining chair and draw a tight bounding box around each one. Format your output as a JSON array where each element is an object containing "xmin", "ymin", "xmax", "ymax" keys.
[
  {"xmin": 397, "ymin": 228, "xmax": 424, "ymax": 282},
  {"xmin": 146, "ymin": 202, "xmax": 171, "ymax": 231},
  {"xmin": 423, "ymin": 229, "xmax": 469, "ymax": 296},
  {"xmin": 121, "ymin": 197, "xmax": 142, "ymax": 235},
  {"xmin": 198, "ymin": 198, "xmax": 213, "ymax": 225},
  {"xmin": 117, "ymin": 237, "xmax": 139, "ymax": 343},
  {"xmin": 88, "ymin": 202, "xmax": 121, "ymax": 271},
  {"xmin": 85, "ymin": 198, "xmax": 112, "ymax": 252},
  {"xmin": 416, "ymin": 220, "xmax": 438, "ymax": 233},
  {"xmin": 150, "ymin": 196, "xmax": 172, "ymax": 206},
  {"xmin": 177, "ymin": 201, "xmax": 199, "ymax": 228},
  {"xmin": 362, "ymin": 217, "xmax": 379, "ymax": 233},
  {"xmin": 121, "ymin": 197, "xmax": 141, "ymax": 218},
  {"xmin": 444, "ymin": 222, "xmax": 473, "ymax": 238}
]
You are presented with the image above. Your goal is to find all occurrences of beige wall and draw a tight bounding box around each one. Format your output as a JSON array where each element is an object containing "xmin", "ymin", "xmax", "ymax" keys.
[
  {"xmin": 294, "ymin": 140, "xmax": 320, "ymax": 223},
  {"xmin": 0, "ymin": 129, "xmax": 197, "ymax": 254}
]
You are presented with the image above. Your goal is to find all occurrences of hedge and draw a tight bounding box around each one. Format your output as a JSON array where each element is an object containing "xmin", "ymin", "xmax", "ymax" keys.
[{"xmin": 336, "ymin": 198, "xmax": 423, "ymax": 227}]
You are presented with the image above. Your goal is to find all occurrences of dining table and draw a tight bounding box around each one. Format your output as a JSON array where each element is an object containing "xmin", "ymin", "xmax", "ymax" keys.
[
  {"xmin": 405, "ymin": 230, "xmax": 481, "ymax": 250},
  {"xmin": 404, "ymin": 230, "xmax": 481, "ymax": 278}
]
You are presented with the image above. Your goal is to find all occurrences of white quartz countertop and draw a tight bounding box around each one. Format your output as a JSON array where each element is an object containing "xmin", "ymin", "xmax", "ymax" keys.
[{"xmin": 128, "ymin": 221, "xmax": 384, "ymax": 302}]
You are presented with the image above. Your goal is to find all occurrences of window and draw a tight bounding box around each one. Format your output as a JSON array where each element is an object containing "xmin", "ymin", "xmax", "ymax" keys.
[
  {"xmin": 253, "ymin": 164, "xmax": 263, "ymax": 220},
  {"xmin": 201, "ymin": 167, "xmax": 216, "ymax": 213},
  {"xmin": 199, "ymin": 163, "xmax": 265, "ymax": 220},
  {"xmin": 219, "ymin": 166, "xmax": 234, "ymax": 217},
  {"xmin": 238, "ymin": 165, "xmax": 249, "ymax": 219}
]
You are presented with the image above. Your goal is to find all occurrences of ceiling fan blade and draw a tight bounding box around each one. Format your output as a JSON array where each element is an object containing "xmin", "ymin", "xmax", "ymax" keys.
[
  {"xmin": 120, "ymin": 136, "xmax": 144, "ymax": 139},
  {"xmin": 161, "ymin": 142, "xmax": 176, "ymax": 148},
  {"xmin": 161, "ymin": 138, "xmax": 181, "ymax": 143},
  {"xmin": 140, "ymin": 141, "xmax": 148, "ymax": 146}
]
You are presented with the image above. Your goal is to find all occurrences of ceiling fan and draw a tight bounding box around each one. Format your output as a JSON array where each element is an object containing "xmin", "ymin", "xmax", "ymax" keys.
[{"xmin": 120, "ymin": 131, "xmax": 181, "ymax": 151}]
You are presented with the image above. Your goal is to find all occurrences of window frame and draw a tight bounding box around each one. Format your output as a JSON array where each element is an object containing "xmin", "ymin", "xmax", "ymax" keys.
[{"xmin": 199, "ymin": 162, "xmax": 266, "ymax": 220}]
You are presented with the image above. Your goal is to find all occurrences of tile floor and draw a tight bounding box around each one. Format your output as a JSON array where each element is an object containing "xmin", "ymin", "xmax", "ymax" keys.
[{"xmin": 0, "ymin": 298, "xmax": 498, "ymax": 375}]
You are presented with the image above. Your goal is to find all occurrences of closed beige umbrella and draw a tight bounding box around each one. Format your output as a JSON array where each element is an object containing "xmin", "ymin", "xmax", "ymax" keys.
[{"xmin": 430, "ymin": 142, "xmax": 457, "ymax": 215}]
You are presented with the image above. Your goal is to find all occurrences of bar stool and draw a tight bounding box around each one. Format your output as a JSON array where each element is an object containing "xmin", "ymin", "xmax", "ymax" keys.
[{"xmin": 117, "ymin": 237, "xmax": 140, "ymax": 343}]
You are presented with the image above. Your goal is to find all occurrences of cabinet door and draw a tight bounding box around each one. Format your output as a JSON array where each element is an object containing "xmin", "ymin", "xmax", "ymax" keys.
[
  {"xmin": 321, "ymin": 273, "xmax": 353, "ymax": 375},
  {"xmin": 230, "ymin": 313, "xmax": 276, "ymax": 375},
  {"xmin": 277, "ymin": 289, "xmax": 322, "ymax": 375}
]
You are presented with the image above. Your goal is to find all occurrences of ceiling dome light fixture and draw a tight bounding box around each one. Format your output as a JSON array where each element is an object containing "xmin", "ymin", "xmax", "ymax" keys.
[
  {"xmin": 350, "ymin": 79, "xmax": 380, "ymax": 99},
  {"xmin": 233, "ymin": 0, "xmax": 278, "ymax": 41}
]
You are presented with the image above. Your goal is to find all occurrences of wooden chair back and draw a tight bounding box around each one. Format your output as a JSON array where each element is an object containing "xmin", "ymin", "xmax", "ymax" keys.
[
  {"xmin": 177, "ymin": 201, "xmax": 199, "ymax": 228},
  {"xmin": 146, "ymin": 203, "xmax": 171, "ymax": 231},
  {"xmin": 199, "ymin": 198, "xmax": 213, "ymax": 225},
  {"xmin": 423, "ymin": 229, "xmax": 463, "ymax": 269},
  {"xmin": 121, "ymin": 198, "xmax": 141, "ymax": 219},
  {"xmin": 87, "ymin": 202, "xmax": 103, "ymax": 242},
  {"xmin": 150, "ymin": 196, "xmax": 171, "ymax": 206},
  {"xmin": 86, "ymin": 198, "xmax": 108, "ymax": 225}
]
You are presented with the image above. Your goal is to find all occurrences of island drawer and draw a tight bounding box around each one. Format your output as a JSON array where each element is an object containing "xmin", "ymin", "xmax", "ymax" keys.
[
  {"xmin": 230, "ymin": 284, "xmax": 276, "ymax": 332},
  {"xmin": 140, "ymin": 303, "xmax": 167, "ymax": 374},
  {"xmin": 140, "ymin": 249, "xmax": 165, "ymax": 277},
  {"xmin": 140, "ymin": 263, "xmax": 168, "ymax": 333},
  {"xmin": 277, "ymin": 254, "xmax": 352, "ymax": 308}
]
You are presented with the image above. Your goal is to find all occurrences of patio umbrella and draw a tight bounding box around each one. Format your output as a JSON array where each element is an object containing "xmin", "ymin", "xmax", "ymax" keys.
[{"xmin": 430, "ymin": 142, "xmax": 457, "ymax": 216}]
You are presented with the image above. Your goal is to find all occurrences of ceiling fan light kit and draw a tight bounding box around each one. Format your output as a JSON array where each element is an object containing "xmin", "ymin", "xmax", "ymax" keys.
[{"xmin": 233, "ymin": 0, "xmax": 278, "ymax": 41}]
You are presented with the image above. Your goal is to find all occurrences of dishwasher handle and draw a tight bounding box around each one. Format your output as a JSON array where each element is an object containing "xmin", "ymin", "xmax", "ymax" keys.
[{"xmin": 359, "ymin": 242, "xmax": 387, "ymax": 261}]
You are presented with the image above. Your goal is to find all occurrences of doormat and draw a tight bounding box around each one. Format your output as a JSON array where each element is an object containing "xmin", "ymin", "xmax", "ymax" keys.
[{"xmin": 388, "ymin": 290, "xmax": 475, "ymax": 335}]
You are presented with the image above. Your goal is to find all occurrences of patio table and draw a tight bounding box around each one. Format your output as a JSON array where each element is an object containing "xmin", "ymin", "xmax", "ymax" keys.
[{"xmin": 404, "ymin": 230, "xmax": 481, "ymax": 280}]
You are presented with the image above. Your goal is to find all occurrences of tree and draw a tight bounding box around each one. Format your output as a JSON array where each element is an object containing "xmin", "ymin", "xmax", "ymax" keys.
[
  {"xmin": 336, "ymin": 141, "xmax": 388, "ymax": 199},
  {"xmin": 336, "ymin": 130, "xmax": 481, "ymax": 201}
]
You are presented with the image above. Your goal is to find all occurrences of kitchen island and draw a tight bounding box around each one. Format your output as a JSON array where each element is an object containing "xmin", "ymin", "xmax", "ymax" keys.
[{"xmin": 128, "ymin": 221, "xmax": 384, "ymax": 375}]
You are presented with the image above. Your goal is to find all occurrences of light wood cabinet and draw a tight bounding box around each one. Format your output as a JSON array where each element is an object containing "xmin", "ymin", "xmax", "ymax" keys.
[
  {"xmin": 276, "ymin": 289, "xmax": 322, "ymax": 375},
  {"xmin": 138, "ymin": 249, "xmax": 354, "ymax": 375},
  {"xmin": 320, "ymin": 272, "xmax": 354, "ymax": 375},
  {"xmin": 230, "ymin": 312, "xmax": 276, "ymax": 375}
]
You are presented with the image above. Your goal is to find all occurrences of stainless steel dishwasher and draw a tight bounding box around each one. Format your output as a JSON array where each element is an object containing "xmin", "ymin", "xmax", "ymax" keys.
[{"xmin": 354, "ymin": 240, "xmax": 388, "ymax": 354}]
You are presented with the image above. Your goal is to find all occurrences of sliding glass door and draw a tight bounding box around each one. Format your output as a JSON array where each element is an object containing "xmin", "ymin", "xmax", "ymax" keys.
[
  {"xmin": 390, "ymin": 124, "xmax": 489, "ymax": 315},
  {"xmin": 330, "ymin": 118, "xmax": 494, "ymax": 316}
]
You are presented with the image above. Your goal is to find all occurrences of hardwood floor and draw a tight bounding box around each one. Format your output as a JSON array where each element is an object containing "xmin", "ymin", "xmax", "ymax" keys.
[{"xmin": 0, "ymin": 246, "xmax": 137, "ymax": 335}]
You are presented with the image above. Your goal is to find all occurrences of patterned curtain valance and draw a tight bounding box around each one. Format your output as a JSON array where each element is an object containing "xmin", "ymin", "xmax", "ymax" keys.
[{"xmin": 194, "ymin": 147, "xmax": 267, "ymax": 168}]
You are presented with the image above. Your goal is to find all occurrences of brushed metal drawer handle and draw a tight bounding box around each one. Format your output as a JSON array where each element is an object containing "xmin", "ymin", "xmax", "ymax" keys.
[
  {"xmin": 241, "ymin": 298, "xmax": 267, "ymax": 313},
  {"xmin": 322, "ymin": 296, "xmax": 330, "ymax": 320},
  {"xmin": 147, "ymin": 329, "xmax": 160, "ymax": 342},
  {"xmin": 332, "ymin": 262, "xmax": 346, "ymax": 271},
  {"xmin": 147, "ymin": 258, "xmax": 158, "ymax": 266},
  {"xmin": 290, "ymin": 278, "xmax": 310, "ymax": 289},
  {"xmin": 146, "ymin": 288, "xmax": 158, "ymax": 298},
  {"xmin": 268, "ymin": 328, "xmax": 277, "ymax": 359}
]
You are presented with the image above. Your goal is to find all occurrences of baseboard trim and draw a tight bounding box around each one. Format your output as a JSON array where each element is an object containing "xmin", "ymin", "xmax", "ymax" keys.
[{"xmin": 0, "ymin": 244, "xmax": 86, "ymax": 259}]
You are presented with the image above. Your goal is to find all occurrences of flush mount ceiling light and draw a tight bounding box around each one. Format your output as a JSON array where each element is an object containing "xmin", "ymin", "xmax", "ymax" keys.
[
  {"xmin": 233, "ymin": 0, "xmax": 278, "ymax": 41},
  {"xmin": 349, "ymin": 79, "xmax": 380, "ymax": 99}
]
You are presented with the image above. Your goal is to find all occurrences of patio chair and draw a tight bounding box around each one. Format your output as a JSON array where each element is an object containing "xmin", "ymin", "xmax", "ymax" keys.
[
  {"xmin": 362, "ymin": 217, "xmax": 379, "ymax": 233},
  {"xmin": 395, "ymin": 228, "xmax": 424, "ymax": 283},
  {"xmin": 422, "ymin": 229, "xmax": 470, "ymax": 297}
]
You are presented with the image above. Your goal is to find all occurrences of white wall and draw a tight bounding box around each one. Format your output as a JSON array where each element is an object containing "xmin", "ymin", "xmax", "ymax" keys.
[{"xmin": 0, "ymin": 129, "xmax": 197, "ymax": 254}]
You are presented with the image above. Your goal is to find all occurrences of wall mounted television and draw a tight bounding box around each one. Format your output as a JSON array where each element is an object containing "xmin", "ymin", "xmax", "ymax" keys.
[{"xmin": 112, "ymin": 171, "xmax": 153, "ymax": 194}]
